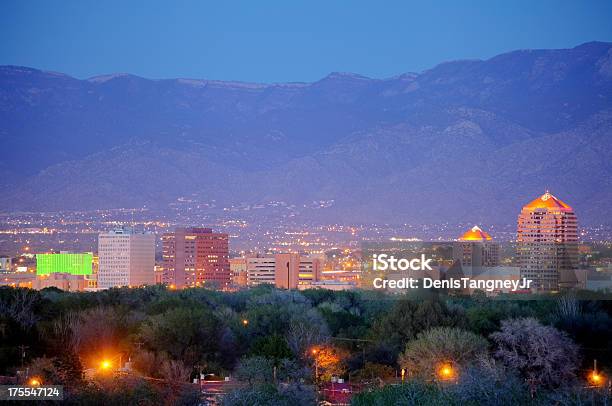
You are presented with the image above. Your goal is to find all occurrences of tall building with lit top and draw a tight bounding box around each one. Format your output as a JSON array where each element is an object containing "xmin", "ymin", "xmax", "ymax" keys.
[
  {"xmin": 98, "ymin": 228, "xmax": 155, "ymax": 289},
  {"xmin": 517, "ymin": 191, "xmax": 578, "ymax": 291},
  {"xmin": 453, "ymin": 225, "xmax": 500, "ymax": 267},
  {"xmin": 162, "ymin": 227, "xmax": 230, "ymax": 288}
]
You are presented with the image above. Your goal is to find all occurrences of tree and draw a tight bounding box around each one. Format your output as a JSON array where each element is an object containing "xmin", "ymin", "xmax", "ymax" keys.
[
  {"xmin": 398, "ymin": 327, "xmax": 488, "ymax": 380},
  {"xmin": 222, "ymin": 383, "xmax": 315, "ymax": 406},
  {"xmin": 139, "ymin": 307, "xmax": 222, "ymax": 367},
  {"xmin": 370, "ymin": 299, "xmax": 465, "ymax": 356},
  {"xmin": 311, "ymin": 345, "xmax": 348, "ymax": 382},
  {"xmin": 352, "ymin": 362, "xmax": 395, "ymax": 382},
  {"xmin": 490, "ymin": 317, "xmax": 580, "ymax": 393},
  {"xmin": 159, "ymin": 358, "xmax": 191, "ymax": 382},
  {"xmin": 234, "ymin": 356, "xmax": 274, "ymax": 385},
  {"xmin": 250, "ymin": 334, "xmax": 292, "ymax": 363},
  {"xmin": 285, "ymin": 309, "xmax": 329, "ymax": 358},
  {"xmin": 351, "ymin": 380, "xmax": 451, "ymax": 406}
]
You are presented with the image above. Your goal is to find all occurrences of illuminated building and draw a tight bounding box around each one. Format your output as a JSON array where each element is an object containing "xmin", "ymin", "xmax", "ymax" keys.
[
  {"xmin": 34, "ymin": 273, "xmax": 92, "ymax": 291},
  {"xmin": 162, "ymin": 227, "xmax": 230, "ymax": 288},
  {"xmin": 517, "ymin": 191, "xmax": 579, "ymax": 290},
  {"xmin": 238, "ymin": 254, "xmax": 324, "ymax": 288},
  {"xmin": 275, "ymin": 253, "xmax": 323, "ymax": 289},
  {"xmin": 98, "ymin": 228, "xmax": 155, "ymax": 289},
  {"xmin": 0, "ymin": 256, "xmax": 11, "ymax": 272},
  {"xmin": 453, "ymin": 226, "xmax": 500, "ymax": 267},
  {"xmin": 229, "ymin": 257, "xmax": 248, "ymax": 286},
  {"xmin": 36, "ymin": 253, "xmax": 93, "ymax": 275},
  {"xmin": 245, "ymin": 256, "xmax": 276, "ymax": 286}
]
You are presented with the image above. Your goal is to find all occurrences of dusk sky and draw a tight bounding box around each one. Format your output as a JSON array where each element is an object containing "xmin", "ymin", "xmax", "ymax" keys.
[{"xmin": 2, "ymin": 0, "xmax": 612, "ymax": 83}]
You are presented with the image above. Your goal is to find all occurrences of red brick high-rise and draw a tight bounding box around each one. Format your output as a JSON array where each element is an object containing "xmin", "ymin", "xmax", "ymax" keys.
[{"xmin": 162, "ymin": 227, "xmax": 230, "ymax": 288}]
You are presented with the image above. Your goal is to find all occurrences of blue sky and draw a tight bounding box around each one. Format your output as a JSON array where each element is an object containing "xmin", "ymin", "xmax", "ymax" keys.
[{"xmin": 1, "ymin": 0, "xmax": 612, "ymax": 83}]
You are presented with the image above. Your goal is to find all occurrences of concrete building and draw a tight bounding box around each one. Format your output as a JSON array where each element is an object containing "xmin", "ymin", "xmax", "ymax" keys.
[
  {"xmin": 229, "ymin": 257, "xmax": 248, "ymax": 286},
  {"xmin": 246, "ymin": 256, "xmax": 276, "ymax": 286},
  {"xmin": 34, "ymin": 273, "xmax": 96, "ymax": 291},
  {"xmin": 239, "ymin": 254, "xmax": 324, "ymax": 288},
  {"xmin": 98, "ymin": 228, "xmax": 155, "ymax": 289},
  {"xmin": 162, "ymin": 227, "xmax": 230, "ymax": 288},
  {"xmin": 453, "ymin": 226, "xmax": 500, "ymax": 267},
  {"xmin": 0, "ymin": 256, "xmax": 11, "ymax": 272},
  {"xmin": 517, "ymin": 191, "xmax": 579, "ymax": 291},
  {"xmin": 275, "ymin": 253, "xmax": 323, "ymax": 289}
]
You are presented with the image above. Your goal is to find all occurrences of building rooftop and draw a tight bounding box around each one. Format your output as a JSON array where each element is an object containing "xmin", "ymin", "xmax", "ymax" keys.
[
  {"xmin": 459, "ymin": 226, "xmax": 492, "ymax": 241},
  {"xmin": 523, "ymin": 191, "xmax": 573, "ymax": 211}
]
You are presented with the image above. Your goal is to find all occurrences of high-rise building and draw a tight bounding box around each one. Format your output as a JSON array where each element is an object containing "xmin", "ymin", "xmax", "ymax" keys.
[
  {"xmin": 98, "ymin": 228, "xmax": 155, "ymax": 289},
  {"xmin": 453, "ymin": 226, "xmax": 500, "ymax": 267},
  {"xmin": 162, "ymin": 227, "xmax": 230, "ymax": 288},
  {"xmin": 516, "ymin": 191, "xmax": 579, "ymax": 291}
]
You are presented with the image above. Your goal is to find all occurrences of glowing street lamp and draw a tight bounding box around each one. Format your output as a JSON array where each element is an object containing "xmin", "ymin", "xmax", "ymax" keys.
[
  {"xmin": 100, "ymin": 359, "xmax": 112, "ymax": 371},
  {"xmin": 436, "ymin": 362, "xmax": 457, "ymax": 382},
  {"xmin": 28, "ymin": 377, "xmax": 42, "ymax": 387},
  {"xmin": 589, "ymin": 360, "xmax": 606, "ymax": 387},
  {"xmin": 242, "ymin": 319, "xmax": 249, "ymax": 327},
  {"xmin": 310, "ymin": 348, "xmax": 319, "ymax": 382},
  {"xmin": 590, "ymin": 371, "xmax": 603, "ymax": 385}
]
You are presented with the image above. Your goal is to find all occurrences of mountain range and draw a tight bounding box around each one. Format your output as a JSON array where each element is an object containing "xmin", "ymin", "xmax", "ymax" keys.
[{"xmin": 1, "ymin": 41, "xmax": 611, "ymax": 225}]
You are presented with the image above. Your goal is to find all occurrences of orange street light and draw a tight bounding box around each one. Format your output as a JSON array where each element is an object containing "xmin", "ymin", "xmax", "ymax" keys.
[
  {"xmin": 100, "ymin": 359, "xmax": 112, "ymax": 371},
  {"xmin": 436, "ymin": 363, "xmax": 457, "ymax": 381},
  {"xmin": 28, "ymin": 377, "xmax": 42, "ymax": 387},
  {"xmin": 242, "ymin": 319, "xmax": 249, "ymax": 326},
  {"xmin": 311, "ymin": 348, "xmax": 318, "ymax": 355},
  {"xmin": 589, "ymin": 370, "xmax": 605, "ymax": 387}
]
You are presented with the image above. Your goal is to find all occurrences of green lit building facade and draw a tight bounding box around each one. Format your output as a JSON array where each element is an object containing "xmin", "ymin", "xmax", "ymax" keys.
[{"xmin": 36, "ymin": 253, "xmax": 93, "ymax": 275}]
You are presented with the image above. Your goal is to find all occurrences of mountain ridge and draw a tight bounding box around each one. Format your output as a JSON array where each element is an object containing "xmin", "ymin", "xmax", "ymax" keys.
[{"xmin": 1, "ymin": 41, "xmax": 611, "ymax": 225}]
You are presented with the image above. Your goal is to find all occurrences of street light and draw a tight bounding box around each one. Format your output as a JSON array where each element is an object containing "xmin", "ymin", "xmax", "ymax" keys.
[
  {"xmin": 310, "ymin": 348, "xmax": 319, "ymax": 382},
  {"xmin": 589, "ymin": 360, "xmax": 606, "ymax": 387},
  {"xmin": 436, "ymin": 362, "xmax": 457, "ymax": 382},
  {"xmin": 100, "ymin": 359, "xmax": 112, "ymax": 371},
  {"xmin": 590, "ymin": 371, "xmax": 603, "ymax": 385},
  {"xmin": 242, "ymin": 319, "xmax": 249, "ymax": 327},
  {"xmin": 28, "ymin": 377, "xmax": 42, "ymax": 387}
]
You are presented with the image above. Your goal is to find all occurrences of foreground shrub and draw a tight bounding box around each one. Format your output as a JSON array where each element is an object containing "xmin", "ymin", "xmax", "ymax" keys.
[
  {"xmin": 490, "ymin": 317, "xmax": 580, "ymax": 392},
  {"xmin": 398, "ymin": 327, "xmax": 488, "ymax": 379}
]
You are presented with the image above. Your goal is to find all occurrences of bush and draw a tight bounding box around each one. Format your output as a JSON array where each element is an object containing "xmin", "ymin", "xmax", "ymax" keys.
[
  {"xmin": 398, "ymin": 327, "xmax": 488, "ymax": 379},
  {"xmin": 490, "ymin": 317, "xmax": 580, "ymax": 392}
]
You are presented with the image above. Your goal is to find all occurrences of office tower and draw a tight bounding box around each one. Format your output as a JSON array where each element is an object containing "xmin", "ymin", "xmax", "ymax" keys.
[
  {"xmin": 162, "ymin": 227, "xmax": 230, "ymax": 288},
  {"xmin": 98, "ymin": 228, "xmax": 155, "ymax": 289},
  {"xmin": 274, "ymin": 253, "xmax": 322, "ymax": 289},
  {"xmin": 246, "ymin": 256, "xmax": 276, "ymax": 286},
  {"xmin": 517, "ymin": 191, "xmax": 579, "ymax": 291},
  {"xmin": 453, "ymin": 226, "xmax": 500, "ymax": 267},
  {"xmin": 240, "ymin": 254, "xmax": 323, "ymax": 288}
]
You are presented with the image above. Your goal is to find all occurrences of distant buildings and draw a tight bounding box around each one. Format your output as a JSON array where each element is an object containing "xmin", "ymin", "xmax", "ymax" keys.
[
  {"xmin": 36, "ymin": 253, "xmax": 93, "ymax": 275},
  {"xmin": 162, "ymin": 227, "xmax": 230, "ymax": 288},
  {"xmin": 229, "ymin": 258, "xmax": 248, "ymax": 286},
  {"xmin": 98, "ymin": 228, "xmax": 155, "ymax": 289},
  {"xmin": 517, "ymin": 191, "xmax": 579, "ymax": 291},
  {"xmin": 275, "ymin": 253, "xmax": 323, "ymax": 289},
  {"xmin": 245, "ymin": 256, "xmax": 276, "ymax": 286},
  {"xmin": 0, "ymin": 256, "xmax": 11, "ymax": 272},
  {"xmin": 453, "ymin": 226, "xmax": 500, "ymax": 267}
]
